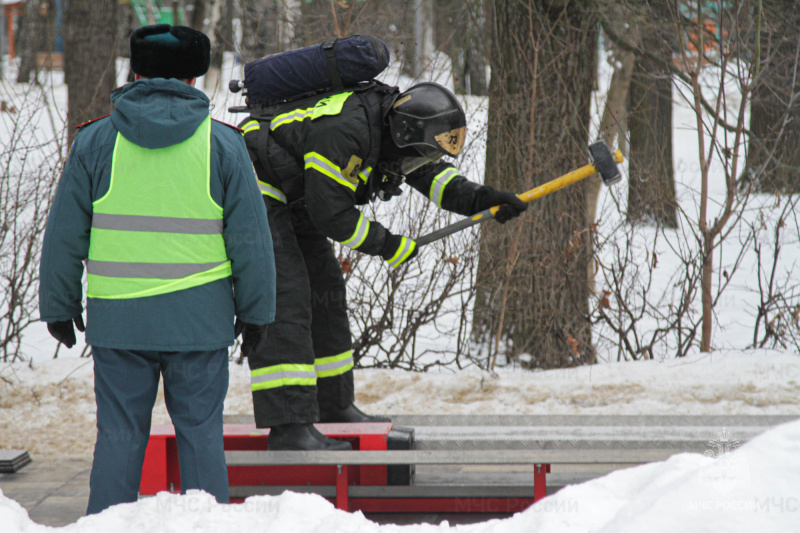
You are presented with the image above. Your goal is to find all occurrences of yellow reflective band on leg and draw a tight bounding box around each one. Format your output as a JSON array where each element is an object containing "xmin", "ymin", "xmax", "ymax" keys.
[
  {"xmin": 387, "ymin": 237, "xmax": 416, "ymax": 268},
  {"xmin": 315, "ymin": 351, "xmax": 354, "ymax": 379},
  {"xmin": 429, "ymin": 167, "xmax": 458, "ymax": 208},
  {"xmin": 304, "ymin": 152, "xmax": 355, "ymax": 191},
  {"xmin": 251, "ymin": 364, "xmax": 316, "ymax": 391},
  {"xmin": 340, "ymin": 213, "xmax": 370, "ymax": 249}
]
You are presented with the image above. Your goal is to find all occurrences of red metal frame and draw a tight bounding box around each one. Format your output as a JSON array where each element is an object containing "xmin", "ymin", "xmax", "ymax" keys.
[
  {"xmin": 534, "ymin": 463, "xmax": 551, "ymax": 502},
  {"xmin": 140, "ymin": 423, "xmax": 550, "ymax": 513},
  {"xmin": 141, "ymin": 423, "xmax": 391, "ymax": 495},
  {"xmin": 348, "ymin": 498, "xmax": 536, "ymax": 513}
]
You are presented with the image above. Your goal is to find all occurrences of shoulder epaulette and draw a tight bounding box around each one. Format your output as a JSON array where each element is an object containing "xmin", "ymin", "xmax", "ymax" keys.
[
  {"xmin": 75, "ymin": 114, "xmax": 110, "ymax": 130},
  {"xmin": 212, "ymin": 118, "xmax": 243, "ymax": 133}
]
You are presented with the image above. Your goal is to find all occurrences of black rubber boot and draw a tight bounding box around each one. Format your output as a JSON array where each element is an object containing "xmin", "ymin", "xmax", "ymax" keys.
[
  {"xmin": 319, "ymin": 404, "xmax": 391, "ymax": 423},
  {"xmin": 268, "ymin": 423, "xmax": 352, "ymax": 451}
]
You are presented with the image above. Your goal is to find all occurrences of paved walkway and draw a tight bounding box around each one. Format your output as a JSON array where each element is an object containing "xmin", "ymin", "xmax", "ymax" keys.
[
  {"xmin": 0, "ymin": 458, "xmax": 508, "ymax": 527},
  {"xmin": 0, "ymin": 458, "xmax": 91, "ymax": 527}
]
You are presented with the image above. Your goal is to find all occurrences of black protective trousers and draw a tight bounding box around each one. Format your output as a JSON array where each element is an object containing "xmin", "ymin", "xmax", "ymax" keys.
[{"xmin": 247, "ymin": 197, "xmax": 355, "ymax": 428}]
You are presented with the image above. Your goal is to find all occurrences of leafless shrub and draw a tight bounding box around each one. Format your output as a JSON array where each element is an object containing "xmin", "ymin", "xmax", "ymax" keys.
[
  {"xmin": 0, "ymin": 80, "xmax": 64, "ymax": 362},
  {"xmin": 750, "ymin": 195, "xmax": 800, "ymax": 351},
  {"xmin": 341, "ymin": 203, "xmax": 480, "ymax": 371}
]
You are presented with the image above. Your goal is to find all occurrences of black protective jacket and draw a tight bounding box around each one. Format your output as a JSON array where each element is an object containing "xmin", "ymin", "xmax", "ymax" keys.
[{"xmin": 242, "ymin": 85, "xmax": 487, "ymax": 256}]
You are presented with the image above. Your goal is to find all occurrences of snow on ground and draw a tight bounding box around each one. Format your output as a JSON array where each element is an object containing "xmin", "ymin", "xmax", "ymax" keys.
[
  {"xmin": 2, "ymin": 415, "xmax": 799, "ymax": 533},
  {"xmin": 1, "ymin": 349, "xmax": 798, "ymax": 460}
]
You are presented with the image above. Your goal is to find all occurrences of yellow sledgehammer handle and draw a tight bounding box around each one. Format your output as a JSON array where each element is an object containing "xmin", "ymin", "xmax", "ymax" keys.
[{"xmin": 416, "ymin": 150, "xmax": 624, "ymax": 246}]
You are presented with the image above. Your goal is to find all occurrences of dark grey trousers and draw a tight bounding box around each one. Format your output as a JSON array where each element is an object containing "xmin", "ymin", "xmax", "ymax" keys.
[{"xmin": 87, "ymin": 347, "xmax": 229, "ymax": 514}]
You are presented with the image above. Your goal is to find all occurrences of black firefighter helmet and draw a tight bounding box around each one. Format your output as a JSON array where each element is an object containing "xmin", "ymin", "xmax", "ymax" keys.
[{"xmin": 387, "ymin": 82, "xmax": 467, "ymax": 174}]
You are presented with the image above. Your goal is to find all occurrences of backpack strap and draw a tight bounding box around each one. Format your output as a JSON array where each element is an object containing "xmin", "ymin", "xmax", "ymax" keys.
[
  {"xmin": 322, "ymin": 38, "xmax": 344, "ymax": 93},
  {"xmin": 256, "ymin": 127, "xmax": 282, "ymax": 186},
  {"xmin": 354, "ymin": 83, "xmax": 400, "ymax": 199},
  {"xmin": 240, "ymin": 111, "xmax": 284, "ymax": 196}
]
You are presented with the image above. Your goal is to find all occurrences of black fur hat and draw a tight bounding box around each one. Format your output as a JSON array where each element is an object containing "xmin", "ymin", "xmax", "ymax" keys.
[{"xmin": 130, "ymin": 24, "xmax": 210, "ymax": 79}]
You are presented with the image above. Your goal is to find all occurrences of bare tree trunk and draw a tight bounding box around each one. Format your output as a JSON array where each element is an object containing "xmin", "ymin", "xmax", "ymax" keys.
[
  {"xmin": 63, "ymin": 0, "xmax": 118, "ymax": 146},
  {"xmin": 474, "ymin": 0, "xmax": 597, "ymax": 368},
  {"xmin": 434, "ymin": 0, "xmax": 488, "ymax": 95},
  {"xmin": 685, "ymin": 5, "xmax": 753, "ymax": 353},
  {"xmin": 745, "ymin": 1, "xmax": 800, "ymax": 193},
  {"xmin": 190, "ymin": 0, "xmax": 208, "ymax": 29},
  {"xmin": 627, "ymin": 45, "xmax": 678, "ymax": 228},
  {"xmin": 0, "ymin": 9, "xmax": 4, "ymax": 80},
  {"xmin": 205, "ymin": 0, "xmax": 234, "ymax": 93},
  {"xmin": 16, "ymin": 0, "xmax": 44, "ymax": 84},
  {"xmin": 276, "ymin": 0, "xmax": 301, "ymax": 51},
  {"xmin": 586, "ymin": 38, "xmax": 637, "ymax": 294},
  {"xmin": 464, "ymin": 0, "xmax": 488, "ymax": 96},
  {"xmin": 407, "ymin": 0, "xmax": 434, "ymax": 79},
  {"xmin": 240, "ymin": 0, "xmax": 276, "ymax": 61}
]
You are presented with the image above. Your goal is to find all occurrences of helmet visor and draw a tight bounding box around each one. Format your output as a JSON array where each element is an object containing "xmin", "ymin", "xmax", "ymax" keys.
[
  {"xmin": 400, "ymin": 145, "xmax": 443, "ymax": 175},
  {"xmin": 434, "ymin": 126, "xmax": 466, "ymax": 156}
]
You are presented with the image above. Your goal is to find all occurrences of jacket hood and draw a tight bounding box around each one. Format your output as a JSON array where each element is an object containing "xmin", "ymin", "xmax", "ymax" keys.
[{"xmin": 110, "ymin": 79, "xmax": 210, "ymax": 149}]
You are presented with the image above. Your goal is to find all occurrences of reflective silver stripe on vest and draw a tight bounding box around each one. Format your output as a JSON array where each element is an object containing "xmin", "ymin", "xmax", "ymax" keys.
[
  {"xmin": 86, "ymin": 260, "xmax": 228, "ymax": 279},
  {"xmin": 315, "ymin": 354, "xmax": 354, "ymax": 375},
  {"xmin": 251, "ymin": 370, "xmax": 317, "ymax": 386},
  {"xmin": 92, "ymin": 213, "xmax": 223, "ymax": 235}
]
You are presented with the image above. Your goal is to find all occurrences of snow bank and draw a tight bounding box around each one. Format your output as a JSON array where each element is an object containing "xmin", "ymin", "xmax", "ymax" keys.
[
  {"xmin": 358, "ymin": 349, "xmax": 800, "ymax": 416},
  {"xmin": 1, "ymin": 349, "xmax": 798, "ymax": 460},
  {"xmin": 2, "ymin": 418, "xmax": 798, "ymax": 532}
]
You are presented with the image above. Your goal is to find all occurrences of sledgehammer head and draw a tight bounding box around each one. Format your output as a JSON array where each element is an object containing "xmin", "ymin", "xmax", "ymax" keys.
[{"xmin": 589, "ymin": 141, "xmax": 623, "ymax": 186}]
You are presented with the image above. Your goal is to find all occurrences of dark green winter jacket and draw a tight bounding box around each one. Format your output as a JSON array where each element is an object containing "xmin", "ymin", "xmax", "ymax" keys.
[{"xmin": 39, "ymin": 78, "xmax": 276, "ymax": 350}]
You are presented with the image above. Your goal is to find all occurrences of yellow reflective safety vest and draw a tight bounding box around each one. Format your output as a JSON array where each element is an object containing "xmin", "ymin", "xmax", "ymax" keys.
[{"xmin": 87, "ymin": 116, "xmax": 232, "ymax": 299}]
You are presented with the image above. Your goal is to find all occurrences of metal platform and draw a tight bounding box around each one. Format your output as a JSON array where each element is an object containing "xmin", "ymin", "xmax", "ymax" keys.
[
  {"xmin": 391, "ymin": 414, "xmax": 798, "ymax": 451},
  {"xmin": 220, "ymin": 415, "xmax": 798, "ymax": 512},
  {"xmin": 224, "ymin": 413, "xmax": 797, "ymax": 452}
]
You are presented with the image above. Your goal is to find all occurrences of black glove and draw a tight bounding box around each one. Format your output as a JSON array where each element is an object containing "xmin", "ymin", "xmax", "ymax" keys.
[
  {"xmin": 474, "ymin": 186, "xmax": 528, "ymax": 224},
  {"xmin": 237, "ymin": 320, "xmax": 268, "ymax": 358},
  {"xmin": 380, "ymin": 233, "xmax": 418, "ymax": 268},
  {"xmin": 376, "ymin": 173, "xmax": 404, "ymax": 201},
  {"xmin": 46, "ymin": 315, "xmax": 85, "ymax": 349}
]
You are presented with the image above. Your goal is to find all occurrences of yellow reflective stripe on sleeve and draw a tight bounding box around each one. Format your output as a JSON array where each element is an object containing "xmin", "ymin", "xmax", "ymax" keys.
[
  {"xmin": 304, "ymin": 152, "xmax": 356, "ymax": 191},
  {"xmin": 271, "ymin": 107, "xmax": 315, "ymax": 130},
  {"xmin": 270, "ymin": 93, "xmax": 353, "ymax": 131},
  {"xmin": 257, "ymin": 180, "xmax": 287, "ymax": 203},
  {"xmin": 340, "ymin": 213, "xmax": 370, "ymax": 249},
  {"xmin": 251, "ymin": 364, "xmax": 316, "ymax": 391},
  {"xmin": 358, "ymin": 166, "xmax": 372, "ymax": 183},
  {"xmin": 242, "ymin": 120, "xmax": 261, "ymax": 135},
  {"xmin": 429, "ymin": 167, "xmax": 459, "ymax": 208},
  {"xmin": 387, "ymin": 237, "xmax": 416, "ymax": 268},
  {"xmin": 315, "ymin": 350, "xmax": 354, "ymax": 379}
]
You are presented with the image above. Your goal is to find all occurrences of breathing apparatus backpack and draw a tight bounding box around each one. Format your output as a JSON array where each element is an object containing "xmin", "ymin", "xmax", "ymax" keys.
[{"xmin": 229, "ymin": 35, "xmax": 400, "ymax": 202}]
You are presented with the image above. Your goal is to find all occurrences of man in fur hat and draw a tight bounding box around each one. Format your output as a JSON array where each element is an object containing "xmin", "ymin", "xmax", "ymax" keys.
[{"xmin": 39, "ymin": 24, "xmax": 276, "ymax": 514}]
